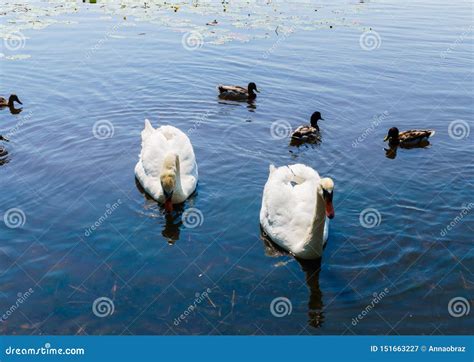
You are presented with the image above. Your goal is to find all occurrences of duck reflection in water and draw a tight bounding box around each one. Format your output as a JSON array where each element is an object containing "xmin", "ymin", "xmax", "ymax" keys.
[
  {"xmin": 0, "ymin": 145, "xmax": 9, "ymax": 166},
  {"xmin": 247, "ymin": 99, "xmax": 257, "ymax": 112},
  {"xmin": 384, "ymin": 139, "xmax": 431, "ymax": 160},
  {"xmin": 135, "ymin": 177, "xmax": 190, "ymax": 244},
  {"xmin": 261, "ymin": 230, "xmax": 324, "ymax": 328}
]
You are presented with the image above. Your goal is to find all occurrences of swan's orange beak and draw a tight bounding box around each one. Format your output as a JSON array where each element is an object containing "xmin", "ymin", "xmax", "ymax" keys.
[
  {"xmin": 163, "ymin": 188, "xmax": 174, "ymax": 212},
  {"xmin": 325, "ymin": 199, "xmax": 335, "ymax": 219},
  {"xmin": 164, "ymin": 198, "xmax": 173, "ymax": 212},
  {"xmin": 323, "ymin": 190, "xmax": 334, "ymax": 219}
]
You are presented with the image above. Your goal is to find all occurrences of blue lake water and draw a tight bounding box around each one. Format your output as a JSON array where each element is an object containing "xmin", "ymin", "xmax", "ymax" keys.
[{"xmin": 0, "ymin": 0, "xmax": 472, "ymax": 335}]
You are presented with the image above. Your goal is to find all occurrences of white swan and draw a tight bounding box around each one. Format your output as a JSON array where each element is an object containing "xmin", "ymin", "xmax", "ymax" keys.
[
  {"xmin": 135, "ymin": 119, "xmax": 198, "ymax": 211},
  {"xmin": 260, "ymin": 164, "xmax": 335, "ymax": 259}
]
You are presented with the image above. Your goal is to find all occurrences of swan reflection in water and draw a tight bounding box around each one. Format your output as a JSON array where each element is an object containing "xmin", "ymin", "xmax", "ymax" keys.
[
  {"xmin": 261, "ymin": 230, "xmax": 324, "ymax": 328},
  {"xmin": 135, "ymin": 178, "xmax": 191, "ymax": 244},
  {"xmin": 384, "ymin": 139, "xmax": 431, "ymax": 159}
]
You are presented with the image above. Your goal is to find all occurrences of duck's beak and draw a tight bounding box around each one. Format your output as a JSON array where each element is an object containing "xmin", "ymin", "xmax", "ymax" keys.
[
  {"xmin": 255, "ymin": 88, "xmax": 260, "ymax": 93},
  {"xmin": 383, "ymin": 135, "xmax": 389, "ymax": 142},
  {"xmin": 17, "ymin": 98, "xmax": 23, "ymax": 105}
]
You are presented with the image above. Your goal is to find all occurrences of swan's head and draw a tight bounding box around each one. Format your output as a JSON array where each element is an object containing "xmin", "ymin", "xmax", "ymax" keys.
[
  {"xmin": 319, "ymin": 177, "xmax": 335, "ymax": 219},
  {"xmin": 160, "ymin": 154, "xmax": 178, "ymax": 212}
]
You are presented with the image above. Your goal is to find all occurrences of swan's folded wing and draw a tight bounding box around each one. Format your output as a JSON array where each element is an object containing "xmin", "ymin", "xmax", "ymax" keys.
[
  {"xmin": 260, "ymin": 166, "xmax": 318, "ymax": 253},
  {"xmin": 139, "ymin": 130, "xmax": 168, "ymax": 179}
]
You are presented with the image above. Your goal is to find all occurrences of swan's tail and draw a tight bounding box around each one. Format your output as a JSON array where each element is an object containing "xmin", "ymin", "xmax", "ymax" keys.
[{"xmin": 141, "ymin": 119, "xmax": 154, "ymax": 141}]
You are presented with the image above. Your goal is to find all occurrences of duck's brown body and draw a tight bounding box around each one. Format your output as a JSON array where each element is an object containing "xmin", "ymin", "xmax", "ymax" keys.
[
  {"xmin": 218, "ymin": 82, "xmax": 259, "ymax": 101},
  {"xmin": 384, "ymin": 127, "xmax": 435, "ymax": 147},
  {"xmin": 397, "ymin": 129, "xmax": 435, "ymax": 145},
  {"xmin": 290, "ymin": 112, "xmax": 324, "ymax": 144},
  {"xmin": 291, "ymin": 125, "xmax": 320, "ymax": 141}
]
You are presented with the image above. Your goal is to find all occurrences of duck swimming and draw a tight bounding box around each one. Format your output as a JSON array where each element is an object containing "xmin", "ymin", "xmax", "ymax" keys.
[
  {"xmin": 384, "ymin": 127, "xmax": 435, "ymax": 147},
  {"xmin": 218, "ymin": 82, "xmax": 259, "ymax": 101},
  {"xmin": 0, "ymin": 94, "xmax": 22, "ymax": 108},
  {"xmin": 291, "ymin": 112, "xmax": 324, "ymax": 143}
]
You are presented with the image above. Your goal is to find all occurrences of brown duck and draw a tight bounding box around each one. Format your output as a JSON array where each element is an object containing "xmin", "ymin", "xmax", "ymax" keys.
[
  {"xmin": 0, "ymin": 94, "xmax": 22, "ymax": 108},
  {"xmin": 218, "ymin": 82, "xmax": 259, "ymax": 101},
  {"xmin": 384, "ymin": 127, "xmax": 435, "ymax": 147},
  {"xmin": 291, "ymin": 112, "xmax": 324, "ymax": 142}
]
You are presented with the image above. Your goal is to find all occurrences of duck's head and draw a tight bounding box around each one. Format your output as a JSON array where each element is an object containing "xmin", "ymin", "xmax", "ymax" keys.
[
  {"xmin": 160, "ymin": 154, "xmax": 179, "ymax": 212},
  {"xmin": 384, "ymin": 127, "xmax": 399, "ymax": 143},
  {"xmin": 248, "ymin": 82, "xmax": 260, "ymax": 94},
  {"xmin": 319, "ymin": 177, "xmax": 335, "ymax": 219},
  {"xmin": 8, "ymin": 94, "xmax": 22, "ymax": 106},
  {"xmin": 310, "ymin": 112, "xmax": 324, "ymax": 127}
]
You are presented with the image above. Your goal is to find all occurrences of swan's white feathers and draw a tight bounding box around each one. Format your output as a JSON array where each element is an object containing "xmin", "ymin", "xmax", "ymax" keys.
[
  {"xmin": 135, "ymin": 121, "xmax": 198, "ymax": 203},
  {"xmin": 260, "ymin": 164, "xmax": 323, "ymax": 256}
]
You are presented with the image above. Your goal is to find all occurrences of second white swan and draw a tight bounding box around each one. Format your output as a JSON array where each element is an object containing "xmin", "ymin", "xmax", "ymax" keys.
[
  {"xmin": 260, "ymin": 164, "xmax": 335, "ymax": 259},
  {"xmin": 135, "ymin": 119, "xmax": 198, "ymax": 211}
]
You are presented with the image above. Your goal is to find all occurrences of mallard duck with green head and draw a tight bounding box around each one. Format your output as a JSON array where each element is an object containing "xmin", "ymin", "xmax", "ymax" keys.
[
  {"xmin": 291, "ymin": 112, "xmax": 324, "ymax": 143},
  {"xmin": 384, "ymin": 127, "xmax": 435, "ymax": 147},
  {"xmin": 0, "ymin": 94, "xmax": 22, "ymax": 108},
  {"xmin": 218, "ymin": 82, "xmax": 259, "ymax": 101}
]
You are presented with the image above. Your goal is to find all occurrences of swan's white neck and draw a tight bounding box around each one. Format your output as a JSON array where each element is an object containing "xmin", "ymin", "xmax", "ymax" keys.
[{"xmin": 306, "ymin": 187, "xmax": 326, "ymax": 256}]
